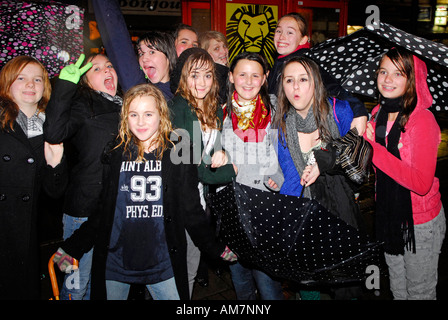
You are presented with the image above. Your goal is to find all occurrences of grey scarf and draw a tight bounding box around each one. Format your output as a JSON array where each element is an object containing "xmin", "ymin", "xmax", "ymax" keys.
[{"xmin": 285, "ymin": 103, "xmax": 340, "ymax": 198}]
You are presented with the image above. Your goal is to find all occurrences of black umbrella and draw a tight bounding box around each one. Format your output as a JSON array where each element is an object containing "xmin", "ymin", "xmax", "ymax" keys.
[
  {"xmin": 306, "ymin": 21, "xmax": 448, "ymax": 112},
  {"xmin": 209, "ymin": 181, "xmax": 383, "ymax": 286},
  {"xmin": 0, "ymin": 0, "xmax": 84, "ymax": 78}
]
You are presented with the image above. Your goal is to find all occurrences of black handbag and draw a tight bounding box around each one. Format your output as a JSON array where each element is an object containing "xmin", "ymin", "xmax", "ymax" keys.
[{"xmin": 332, "ymin": 128, "xmax": 373, "ymax": 184}]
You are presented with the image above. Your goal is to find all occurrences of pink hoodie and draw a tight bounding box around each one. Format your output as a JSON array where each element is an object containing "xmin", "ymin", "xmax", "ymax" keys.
[{"xmin": 365, "ymin": 55, "xmax": 442, "ymax": 225}]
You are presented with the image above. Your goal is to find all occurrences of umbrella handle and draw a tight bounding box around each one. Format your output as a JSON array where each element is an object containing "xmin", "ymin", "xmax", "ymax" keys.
[
  {"xmin": 300, "ymin": 185, "xmax": 305, "ymax": 198},
  {"xmin": 48, "ymin": 253, "xmax": 79, "ymax": 300}
]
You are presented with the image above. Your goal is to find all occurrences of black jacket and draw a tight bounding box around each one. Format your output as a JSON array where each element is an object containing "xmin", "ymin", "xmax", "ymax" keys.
[
  {"xmin": 61, "ymin": 140, "xmax": 226, "ymax": 300},
  {"xmin": 44, "ymin": 79, "xmax": 121, "ymax": 217},
  {"xmin": 0, "ymin": 120, "xmax": 67, "ymax": 299}
]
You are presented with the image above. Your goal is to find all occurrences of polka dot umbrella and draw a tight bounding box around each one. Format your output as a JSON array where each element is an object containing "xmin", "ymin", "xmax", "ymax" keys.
[
  {"xmin": 209, "ymin": 181, "xmax": 383, "ymax": 286},
  {"xmin": 305, "ymin": 21, "xmax": 448, "ymax": 112},
  {"xmin": 0, "ymin": 0, "xmax": 84, "ymax": 78}
]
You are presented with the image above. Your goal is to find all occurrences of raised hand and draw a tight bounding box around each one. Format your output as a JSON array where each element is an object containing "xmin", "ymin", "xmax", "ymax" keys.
[{"xmin": 59, "ymin": 54, "xmax": 92, "ymax": 84}]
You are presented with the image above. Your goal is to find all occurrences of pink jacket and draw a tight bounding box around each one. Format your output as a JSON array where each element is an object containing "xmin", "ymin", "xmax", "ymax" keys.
[{"xmin": 365, "ymin": 55, "xmax": 442, "ymax": 225}]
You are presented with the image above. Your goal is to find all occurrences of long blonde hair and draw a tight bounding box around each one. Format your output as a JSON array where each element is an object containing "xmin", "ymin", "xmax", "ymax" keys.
[
  {"xmin": 0, "ymin": 56, "xmax": 51, "ymax": 130},
  {"xmin": 117, "ymin": 83, "xmax": 173, "ymax": 161}
]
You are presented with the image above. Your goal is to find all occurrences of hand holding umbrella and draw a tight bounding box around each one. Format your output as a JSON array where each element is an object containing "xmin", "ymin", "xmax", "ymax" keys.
[{"xmin": 59, "ymin": 54, "xmax": 92, "ymax": 84}]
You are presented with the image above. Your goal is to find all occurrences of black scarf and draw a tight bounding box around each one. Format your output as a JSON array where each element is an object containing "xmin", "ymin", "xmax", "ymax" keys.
[{"xmin": 375, "ymin": 95, "xmax": 415, "ymax": 255}]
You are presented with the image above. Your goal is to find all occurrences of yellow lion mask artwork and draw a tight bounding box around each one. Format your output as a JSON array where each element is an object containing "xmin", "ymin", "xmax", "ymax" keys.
[{"xmin": 226, "ymin": 4, "xmax": 277, "ymax": 67}]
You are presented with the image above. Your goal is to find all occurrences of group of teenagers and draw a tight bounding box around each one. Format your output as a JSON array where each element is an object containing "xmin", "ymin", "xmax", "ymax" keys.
[{"xmin": 0, "ymin": 12, "xmax": 445, "ymax": 301}]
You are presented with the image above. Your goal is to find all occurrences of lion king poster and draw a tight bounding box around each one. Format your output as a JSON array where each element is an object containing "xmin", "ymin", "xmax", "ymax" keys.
[{"xmin": 226, "ymin": 3, "xmax": 278, "ymax": 67}]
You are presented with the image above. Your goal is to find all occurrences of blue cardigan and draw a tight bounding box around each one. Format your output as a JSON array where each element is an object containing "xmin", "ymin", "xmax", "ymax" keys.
[{"xmin": 278, "ymin": 98, "xmax": 353, "ymax": 197}]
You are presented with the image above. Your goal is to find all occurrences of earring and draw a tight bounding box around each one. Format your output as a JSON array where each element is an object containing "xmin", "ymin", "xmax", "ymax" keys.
[{"xmin": 139, "ymin": 66, "xmax": 148, "ymax": 80}]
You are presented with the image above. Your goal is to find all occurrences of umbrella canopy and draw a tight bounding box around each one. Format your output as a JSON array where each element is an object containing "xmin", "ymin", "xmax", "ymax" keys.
[
  {"xmin": 306, "ymin": 21, "xmax": 448, "ymax": 112},
  {"xmin": 0, "ymin": 0, "xmax": 84, "ymax": 78},
  {"xmin": 209, "ymin": 181, "xmax": 383, "ymax": 286}
]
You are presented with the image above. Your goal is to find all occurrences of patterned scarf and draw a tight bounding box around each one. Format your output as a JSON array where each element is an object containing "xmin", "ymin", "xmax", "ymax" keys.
[
  {"xmin": 95, "ymin": 90, "xmax": 123, "ymax": 106},
  {"xmin": 285, "ymin": 102, "xmax": 340, "ymax": 198},
  {"xmin": 16, "ymin": 109, "xmax": 45, "ymax": 138},
  {"xmin": 229, "ymin": 91, "xmax": 270, "ymax": 142}
]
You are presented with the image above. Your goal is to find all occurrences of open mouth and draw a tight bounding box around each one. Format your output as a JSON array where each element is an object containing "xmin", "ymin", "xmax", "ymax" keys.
[
  {"xmin": 104, "ymin": 76, "xmax": 115, "ymax": 91},
  {"xmin": 143, "ymin": 66, "xmax": 156, "ymax": 79}
]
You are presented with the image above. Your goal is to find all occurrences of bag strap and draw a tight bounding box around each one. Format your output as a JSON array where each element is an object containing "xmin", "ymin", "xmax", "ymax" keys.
[{"xmin": 332, "ymin": 97, "xmax": 340, "ymax": 124}]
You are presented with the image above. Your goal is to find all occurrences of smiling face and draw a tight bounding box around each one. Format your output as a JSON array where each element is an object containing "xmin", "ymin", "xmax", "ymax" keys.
[
  {"xmin": 206, "ymin": 39, "xmax": 229, "ymax": 66},
  {"xmin": 175, "ymin": 29, "xmax": 199, "ymax": 57},
  {"xmin": 187, "ymin": 60, "xmax": 213, "ymax": 107},
  {"xmin": 9, "ymin": 62, "xmax": 45, "ymax": 112},
  {"xmin": 128, "ymin": 95, "xmax": 161, "ymax": 152},
  {"xmin": 138, "ymin": 41, "xmax": 171, "ymax": 84},
  {"xmin": 282, "ymin": 61, "xmax": 314, "ymax": 118},
  {"xmin": 274, "ymin": 16, "xmax": 308, "ymax": 56},
  {"xmin": 377, "ymin": 56, "xmax": 408, "ymax": 99},
  {"xmin": 85, "ymin": 55, "xmax": 118, "ymax": 96},
  {"xmin": 229, "ymin": 59, "xmax": 266, "ymax": 103}
]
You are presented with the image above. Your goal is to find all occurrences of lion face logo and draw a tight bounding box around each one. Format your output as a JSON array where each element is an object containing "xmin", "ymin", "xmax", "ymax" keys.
[{"xmin": 227, "ymin": 5, "xmax": 276, "ymax": 67}]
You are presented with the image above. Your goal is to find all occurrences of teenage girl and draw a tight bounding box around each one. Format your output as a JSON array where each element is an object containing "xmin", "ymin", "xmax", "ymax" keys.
[
  {"xmin": 0, "ymin": 55, "xmax": 66, "ymax": 299},
  {"xmin": 53, "ymin": 83, "xmax": 236, "ymax": 300},
  {"xmin": 44, "ymin": 53, "xmax": 122, "ymax": 300},
  {"xmin": 272, "ymin": 56, "xmax": 364, "ymax": 299},
  {"xmin": 365, "ymin": 48, "xmax": 445, "ymax": 300},
  {"xmin": 268, "ymin": 12, "xmax": 368, "ymax": 136},
  {"xmin": 169, "ymin": 47, "xmax": 236, "ymax": 296},
  {"xmin": 137, "ymin": 31, "xmax": 178, "ymax": 101},
  {"xmin": 221, "ymin": 51, "xmax": 284, "ymax": 300}
]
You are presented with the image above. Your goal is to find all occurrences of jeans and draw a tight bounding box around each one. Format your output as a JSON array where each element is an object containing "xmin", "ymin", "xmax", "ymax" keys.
[
  {"xmin": 186, "ymin": 230, "xmax": 201, "ymax": 298},
  {"xmin": 106, "ymin": 278, "xmax": 180, "ymax": 300},
  {"xmin": 60, "ymin": 214, "xmax": 93, "ymax": 300},
  {"xmin": 385, "ymin": 206, "xmax": 446, "ymax": 300},
  {"xmin": 229, "ymin": 262, "xmax": 284, "ymax": 300}
]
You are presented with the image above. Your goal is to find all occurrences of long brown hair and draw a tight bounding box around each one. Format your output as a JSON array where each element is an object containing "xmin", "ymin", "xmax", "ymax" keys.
[
  {"xmin": 117, "ymin": 83, "xmax": 174, "ymax": 161},
  {"xmin": 0, "ymin": 56, "xmax": 51, "ymax": 130},
  {"xmin": 176, "ymin": 50, "xmax": 220, "ymax": 130},
  {"xmin": 272, "ymin": 56, "xmax": 332, "ymax": 144},
  {"xmin": 378, "ymin": 47, "xmax": 417, "ymax": 129}
]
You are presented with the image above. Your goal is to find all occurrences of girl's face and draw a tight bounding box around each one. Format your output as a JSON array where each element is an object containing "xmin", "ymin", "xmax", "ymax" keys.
[
  {"xmin": 282, "ymin": 61, "xmax": 314, "ymax": 118},
  {"xmin": 187, "ymin": 61, "xmax": 213, "ymax": 105},
  {"xmin": 10, "ymin": 62, "xmax": 45, "ymax": 110},
  {"xmin": 128, "ymin": 95, "xmax": 161, "ymax": 151},
  {"xmin": 85, "ymin": 55, "xmax": 118, "ymax": 96},
  {"xmin": 274, "ymin": 17, "xmax": 308, "ymax": 56},
  {"xmin": 377, "ymin": 56, "xmax": 407, "ymax": 99},
  {"xmin": 175, "ymin": 29, "xmax": 199, "ymax": 57},
  {"xmin": 229, "ymin": 59, "xmax": 266, "ymax": 103},
  {"xmin": 138, "ymin": 42, "xmax": 170, "ymax": 84},
  {"xmin": 207, "ymin": 39, "xmax": 228, "ymax": 66}
]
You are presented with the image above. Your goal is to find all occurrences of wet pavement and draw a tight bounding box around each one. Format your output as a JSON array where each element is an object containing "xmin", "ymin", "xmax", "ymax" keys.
[{"xmin": 39, "ymin": 112, "xmax": 448, "ymax": 301}]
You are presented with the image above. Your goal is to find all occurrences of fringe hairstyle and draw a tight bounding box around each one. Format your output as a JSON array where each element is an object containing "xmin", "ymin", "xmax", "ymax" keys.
[
  {"xmin": 137, "ymin": 31, "xmax": 177, "ymax": 75},
  {"xmin": 272, "ymin": 56, "xmax": 332, "ymax": 144},
  {"xmin": 378, "ymin": 47, "xmax": 417, "ymax": 129},
  {"xmin": 117, "ymin": 83, "xmax": 174, "ymax": 162},
  {"xmin": 277, "ymin": 12, "xmax": 309, "ymax": 40},
  {"xmin": 0, "ymin": 56, "xmax": 51, "ymax": 130},
  {"xmin": 176, "ymin": 49, "xmax": 221, "ymax": 130},
  {"xmin": 226, "ymin": 51, "xmax": 272, "ymax": 117}
]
